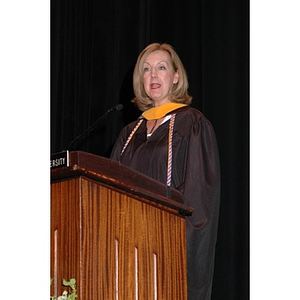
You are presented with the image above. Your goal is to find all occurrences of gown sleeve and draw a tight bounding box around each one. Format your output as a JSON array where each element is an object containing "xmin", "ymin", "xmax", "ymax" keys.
[{"xmin": 179, "ymin": 115, "xmax": 221, "ymax": 300}]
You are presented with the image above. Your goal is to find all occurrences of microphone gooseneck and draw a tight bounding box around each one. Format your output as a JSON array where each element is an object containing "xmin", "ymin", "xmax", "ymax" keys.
[{"xmin": 67, "ymin": 104, "xmax": 123, "ymax": 150}]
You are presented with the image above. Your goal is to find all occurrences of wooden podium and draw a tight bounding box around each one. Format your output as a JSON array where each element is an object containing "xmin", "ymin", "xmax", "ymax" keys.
[{"xmin": 51, "ymin": 151, "xmax": 193, "ymax": 299}]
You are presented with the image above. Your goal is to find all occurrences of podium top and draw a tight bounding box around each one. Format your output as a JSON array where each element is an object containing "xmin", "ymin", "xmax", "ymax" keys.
[{"xmin": 51, "ymin": 151, "xmax": 193, "ymax": 216}]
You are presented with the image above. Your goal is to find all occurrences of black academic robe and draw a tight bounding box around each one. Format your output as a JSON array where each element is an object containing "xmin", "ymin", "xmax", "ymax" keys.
[{"xmin": 110, "ymin": 105, "xmax": 221, "ymax": 300}]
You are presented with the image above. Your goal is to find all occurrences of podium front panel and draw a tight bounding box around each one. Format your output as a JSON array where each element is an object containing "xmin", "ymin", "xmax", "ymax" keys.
[{"xmin": 51, "ymin": 176, "xmax": 187, "ymax": 299}]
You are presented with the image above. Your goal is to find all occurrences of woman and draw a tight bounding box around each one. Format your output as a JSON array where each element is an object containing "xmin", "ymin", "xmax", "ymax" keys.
[{"xmin": 111, "ymin": 43, "xmax": 220, "ymax": 300}]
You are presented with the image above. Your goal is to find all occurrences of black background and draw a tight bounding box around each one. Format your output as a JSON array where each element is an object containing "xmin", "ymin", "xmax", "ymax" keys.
[{"xmin": 51, "ymin": 0, "xmax": 249, "ymax": 298}]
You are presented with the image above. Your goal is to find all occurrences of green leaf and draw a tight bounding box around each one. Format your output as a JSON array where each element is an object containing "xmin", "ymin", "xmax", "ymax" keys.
[
  {"xmin": 51, "ymin": 278, "xmax": 77, "ymax": 300},
  {"xmin": 68, "ymin": 293, "xmax": 77, "ymax": 300},
  {"xmin": 62, "ymin": 279, "xmax": 71, "ymax": 286}
]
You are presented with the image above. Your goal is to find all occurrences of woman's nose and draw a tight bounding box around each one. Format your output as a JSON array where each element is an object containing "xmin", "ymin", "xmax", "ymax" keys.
[{"xmin": 151, "ymin": 69, "xmax": 157, "ymax": 78}]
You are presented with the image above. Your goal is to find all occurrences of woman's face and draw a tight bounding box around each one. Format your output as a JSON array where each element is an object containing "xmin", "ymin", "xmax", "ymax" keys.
[{"xmin": 142, "ymin": 50, "xmax": 179, "ymax": 107}]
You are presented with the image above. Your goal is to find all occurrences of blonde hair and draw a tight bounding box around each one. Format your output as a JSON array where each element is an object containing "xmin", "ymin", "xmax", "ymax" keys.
[{"xmin": 132, "ymin": 43, "xmax": 192, "ymax": 111}]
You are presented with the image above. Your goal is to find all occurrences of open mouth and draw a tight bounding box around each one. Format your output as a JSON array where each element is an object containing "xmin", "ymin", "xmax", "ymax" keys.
[{"xmin": 150, "ymin": 83, "xmax": 161, "ymax": 89}]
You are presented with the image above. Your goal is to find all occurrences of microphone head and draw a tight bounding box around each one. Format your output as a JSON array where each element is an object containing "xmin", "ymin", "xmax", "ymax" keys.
[{"xmin": 115, "ymin": 104, "xmax": 124, "ymax": 111}]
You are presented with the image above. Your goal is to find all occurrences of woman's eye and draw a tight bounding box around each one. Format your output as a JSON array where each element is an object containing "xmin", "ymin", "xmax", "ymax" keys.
[
  {"xmin": 158, "ymin": 65, "xmax": 166, "ymax": 70},
  {"xmin": 143, "ymin": 67, "xmax": 150, "ymax": 72}
]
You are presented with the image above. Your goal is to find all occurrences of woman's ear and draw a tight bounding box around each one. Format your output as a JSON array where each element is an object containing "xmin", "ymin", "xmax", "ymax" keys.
[{"xmin": 173, "ymin": 71, "xmax": 179, "ymax": 84}]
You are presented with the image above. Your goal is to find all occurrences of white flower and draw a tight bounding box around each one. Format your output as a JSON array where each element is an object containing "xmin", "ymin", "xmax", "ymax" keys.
[{"xmin": 57, "ymin": 290, "xmax": 68, "ymax": 300}]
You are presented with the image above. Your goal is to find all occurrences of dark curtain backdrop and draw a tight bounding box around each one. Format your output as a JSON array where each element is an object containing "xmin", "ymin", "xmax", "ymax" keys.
[{"xmin": 51, "ymin": 0, "xmax": 249, "ymax": 299}]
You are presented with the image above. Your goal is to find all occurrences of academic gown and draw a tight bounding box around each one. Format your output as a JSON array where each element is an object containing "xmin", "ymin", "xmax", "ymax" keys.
[{"xmin": 110, "ymin": 105, "xmax": 221, "ymax": 300}]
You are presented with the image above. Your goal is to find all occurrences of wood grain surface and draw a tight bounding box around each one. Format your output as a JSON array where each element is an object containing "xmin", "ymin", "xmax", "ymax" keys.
[{"xmin": 51, "ymin": 176, "xmax": 187, "ymax": 299}]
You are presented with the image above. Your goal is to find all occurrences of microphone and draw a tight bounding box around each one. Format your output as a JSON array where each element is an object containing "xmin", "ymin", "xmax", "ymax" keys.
[{"xmin": 67, "ymin": 103, "xmax": 123, "ymax": 150}]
